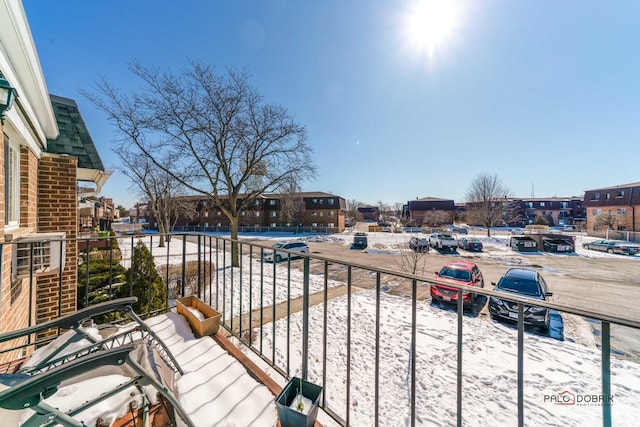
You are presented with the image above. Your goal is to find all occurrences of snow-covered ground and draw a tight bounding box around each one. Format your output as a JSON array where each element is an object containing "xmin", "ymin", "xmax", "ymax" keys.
[{"xmin": 115, "ymin": 231, "xmax": 639, "ymax": 426}]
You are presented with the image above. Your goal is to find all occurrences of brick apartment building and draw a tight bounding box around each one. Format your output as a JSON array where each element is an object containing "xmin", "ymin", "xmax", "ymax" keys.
[
  {"xmin": 508, "ymin": 197, "xmax": 586, "ymax": 227},
  {"xmin": 167, "ymin": 192, "xmax": 347, "ymax": 232},
  {"xmin": 583, "ymin": 182, "xmax": 640, "ymax": 233},
  {"xmin": 0, "ymin": 2, "xmax": 109, "ymax": 362},
  {"xmin": 403, "ymin": 197, "xmax": 455, "ymax": 227}
]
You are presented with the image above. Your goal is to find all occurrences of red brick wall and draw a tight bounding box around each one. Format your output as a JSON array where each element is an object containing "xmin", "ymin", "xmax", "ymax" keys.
[
  {"xmin": 36, "ymin": 153, "xmax": 78, "ymax": 334},
  {"xmin": 0, "ymin": 131, "xmax": 34, "ymax": 362},
  {"xmin": 19, "ymin": 147, "xmax": 38, "ymax": 229}
]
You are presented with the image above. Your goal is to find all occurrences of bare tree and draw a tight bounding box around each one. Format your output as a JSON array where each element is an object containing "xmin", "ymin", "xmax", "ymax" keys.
[
  {"xmin": 345, "ymin": 199, "xmax": 364, "ymax": 224},
  {"xmin": 377, "ymin": 200, "xmax": 391, "ymax": 223},
  {"xmin": 465, "ymin": 173, "xmax": 511, "ymax": 236},
  {"xmin": 114, "ymin": 150, "xmax": 190, "ymax": 247},
  {"xmin": 84, "ymin": 62, "xmax": 316, "ymax": 266},
  {"xmin": 421, "ymin": 209, "xmax": 451, "ymax": 227},
  {"xmin": 595, "ymin": 212, "xmax": 618, "ymax": 230},
  {"xmin": 396, "ymin": 245, "xmax": 429, "ymax": 276},
  {"xmin": 280, "ymin": 181, "xmax": 304, "ymax": 227}
]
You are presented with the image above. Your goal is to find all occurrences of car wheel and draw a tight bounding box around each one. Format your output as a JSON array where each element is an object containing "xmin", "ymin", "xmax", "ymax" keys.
[
  {"xmin": 607, "ymin": 248, "xmax": 613, "ymax": 254},
  {"xmin": 275, "ymin": 254, "xmax": 282, "ymax": 263}
]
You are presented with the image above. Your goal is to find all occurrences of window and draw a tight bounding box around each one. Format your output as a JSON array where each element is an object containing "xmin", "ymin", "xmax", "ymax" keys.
[
  {"xmin": 240, "ymin": 211, "xmax": 246, "ymax": 216},
  {"xmin": 328, "ymin": 223, "xmax": 334, "ymax": 228},
  {"xmin": 312, "ymin": 198, "xmax": 317, "ymax": 204},
  {"xmin": 254, "ymin": 211, "xmax": 260, "ymax": 217},
  {"xmin": 269, "ymin": 200, "xmax": 277, "ymax": 206},
  {"xmin": 618, "ymin": 208, "xmax": 626, "ymax": 215},
  {"xmin": 270, "ymin": 211, "xmax": 277, "ymax": 217},
  {"xmin": 561, "ymin": 202, "xmax": 569, "ymax": 209},
  {"xmin": 592, "ymin": 193, "xmax": 600, "ymax": 201},
  {"xmin": 329, "ymin": 211, "xmax": 334, "ymax": 216},
  {"xmin": 539, "ymin": 202, "xmax": 545, "ymax": 207},
  {"xmin": 328, "ymin": 199, "xmax": 334, "ymax": 205},
  {"xmin": 616, "ymin": 190, "xmax": 625, "ymax": 198},
  {"xmin": 593, "ymin": 208, "xmax": 602, "ymax": 215},
  {"xmin": 606, "ymin": 193, "xmax": 610, "ymax": 200},
  {"xmin": 4, "ymin": 135, "xmax": 19, "ymax": 226},
  {"xmin": 525, "ymin": 202, "xmax": 533, "ymax": 208},
  {"xmin": 312, "ymin": 212, "xmax": 317, "ymax": 216},
  {"xmin": 319, "ymin": 212, "xmax": 324, "ymax": 217}
]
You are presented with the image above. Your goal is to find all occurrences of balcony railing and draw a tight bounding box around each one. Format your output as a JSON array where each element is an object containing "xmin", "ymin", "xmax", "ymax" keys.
[{"xmin": 1, "ymin": 232, "xmax": 638, "ymax": 426}]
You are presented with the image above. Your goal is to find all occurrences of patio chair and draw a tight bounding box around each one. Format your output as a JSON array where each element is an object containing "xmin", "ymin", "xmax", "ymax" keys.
[{"xmin": 0, "ymin": 298, "xmax": 194, "ymax": 427}]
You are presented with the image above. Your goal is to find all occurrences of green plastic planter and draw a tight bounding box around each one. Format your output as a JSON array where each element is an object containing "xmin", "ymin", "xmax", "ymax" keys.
[{"xmin": 275, "ymin": 377, "xmax": 322, "ymax": 427}]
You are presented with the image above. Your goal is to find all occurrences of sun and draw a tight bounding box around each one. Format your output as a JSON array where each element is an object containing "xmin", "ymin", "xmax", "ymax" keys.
[{"xmin": 403, "ymin": 0, "xmax": 462, "ymax": 59}]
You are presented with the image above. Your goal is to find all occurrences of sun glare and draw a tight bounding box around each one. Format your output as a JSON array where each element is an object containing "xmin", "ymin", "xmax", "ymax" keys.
[{"xmin": 404, "ymin": 0, "xmax": 462, "ymax": 59}]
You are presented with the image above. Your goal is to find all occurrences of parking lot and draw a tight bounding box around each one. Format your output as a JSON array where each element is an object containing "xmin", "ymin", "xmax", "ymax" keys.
[{"xmin": 301, "ymin": 229, "xmax": 640, "ymax": 361}]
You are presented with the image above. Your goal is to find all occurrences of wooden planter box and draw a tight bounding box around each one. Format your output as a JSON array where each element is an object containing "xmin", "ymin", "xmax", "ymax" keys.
[{"xmin": 176, "ymin": 296, "xmax": 221, "ymax": 338}]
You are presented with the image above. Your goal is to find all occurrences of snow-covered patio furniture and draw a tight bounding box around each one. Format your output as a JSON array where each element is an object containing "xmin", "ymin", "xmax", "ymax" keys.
[{"xmin": 0, "ymin": 298, "xmax": 194, "ymax": 426}]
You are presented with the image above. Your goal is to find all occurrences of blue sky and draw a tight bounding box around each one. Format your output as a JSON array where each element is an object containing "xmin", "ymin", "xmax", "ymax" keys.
[{"xmin": 23, "ymin": 0, "xmax": 639, "ymax": 209}]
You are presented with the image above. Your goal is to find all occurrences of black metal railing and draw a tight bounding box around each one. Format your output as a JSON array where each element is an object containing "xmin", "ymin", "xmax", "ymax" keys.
[{"xmin": 1, "ymin": 232, "xmax": 638, "ymax": 426}]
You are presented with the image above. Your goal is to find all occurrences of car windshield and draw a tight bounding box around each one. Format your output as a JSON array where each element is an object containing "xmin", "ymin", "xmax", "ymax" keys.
[
  {"xmin": 272, "ymin": 243, "xmax": 285, "ymax": 249},
  {"xmin": 497, "ymin": 278, "xmax": 542, "ymax": 296},
  {"xmin": 439, "ymin": 267, "xmax": 471, "ymax": 281}
]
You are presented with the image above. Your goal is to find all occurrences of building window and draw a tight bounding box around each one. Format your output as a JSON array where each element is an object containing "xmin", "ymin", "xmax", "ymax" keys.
[
  {"xmin": 4, "ymin": 135, "xmax": 19, "ymax": 226},
  {"xmin": 329, "ymin": 211, "xmax": 334, "ymax": 216},
  {"xmin": 269, "ymin": 200, "xmax": 276, "ymax": 206},
  {"xmin": 539, "ymin": 202, "xmax": 545, "ymax": 207},
  {"xmin": 240, "ymin": 211, "xmax": 246, "ymax": 216},
  {"xmin": 616, "ymin": 190, "xmax": 625, "ymax": 198},
  {"xmin": 270, "ymin": 211, "xmax": 277, "ymax": 217},
  {"xmin": 328, "ymin": 199, "xmax": 335, "ymax": 205},
  {"xmin": 593, "ymin": 208, "xmax": 602, "ymax": 215},
  {"xmin": 618, "ymin": 208, "xmax": 627, "ymax": 215},
  {"xmin": 319, "ymin": 212, "xmax": 324, "ymax": 217},
  {"xmin": 606, "ymin": 193, "xmax": 610, "ymax": 200},
  {"xmin": 592, "ymin": 193, "xmax": 600, "ymax": 201},
  {"xmin": 312, "ymin": 211, "xmax": 317, "ymax": 216},
  {"xmin": 254, "ymin": 211, "xmax": 260, "ymax": 217},
  {"xmin": 312, "ymin": 199, "xmax": 317, "ymax": 204},
  {"xmin": 328, "ymin": 223, "xmax": 334, "ymax": 228}
]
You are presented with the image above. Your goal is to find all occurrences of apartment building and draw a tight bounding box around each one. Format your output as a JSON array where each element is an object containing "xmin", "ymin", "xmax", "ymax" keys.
[
  {"xmin": 583, "ymin": 182, "xmax": 640, "ymax": 233},
  {"xmin": 169, "ymin": 192, "xmax": 346, "ymax": 231},
  {"xmin": 0, "ymin": 1, "xmax": 109, "ymax": 362}
]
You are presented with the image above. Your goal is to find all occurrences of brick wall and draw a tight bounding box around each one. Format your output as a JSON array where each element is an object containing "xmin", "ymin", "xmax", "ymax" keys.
[
  {"xmin": 19, "ymin": 147, "xmax": 38, "ymax": 228},
  {"xmin": 36, "ymin": 153, "xmax": 78, "ymax": 336}
]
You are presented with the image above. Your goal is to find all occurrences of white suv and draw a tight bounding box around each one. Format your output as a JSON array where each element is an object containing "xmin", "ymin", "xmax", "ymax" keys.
[{"xmin": 263, "ymin": 241, "xmax": 310, "ymax": 262}]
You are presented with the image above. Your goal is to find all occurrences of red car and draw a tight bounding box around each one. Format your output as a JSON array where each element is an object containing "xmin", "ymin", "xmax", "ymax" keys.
[{"xmin": 431, "ymin": 261, "xmax": 484, "ymax": 307}]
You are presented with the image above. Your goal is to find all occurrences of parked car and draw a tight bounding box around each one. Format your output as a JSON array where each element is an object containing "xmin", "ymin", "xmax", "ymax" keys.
[
  {"xmin": 488, "ymin": 268, "xmax": 553, "ymax": 330},
  {"xmin": 409, "ymin": 237, "xmax": 430, "ymax": 253},
  {"xmin": 431, "ymin": 261, "xmax": 484, "ymax": 307},
  {"xmin": 582, "ymin": 240, "xmax": 639, "ymax": 255},
  {"xmin": 457, "ymin": 237, "xmax": 483, "ymax": 252},
  {"xmin": 448, "ymin": 225, "xmax": 468, "ymax": 234},
  {"xmin": 428, "ymin": 233, "xmax": 458, "ymax": 251},
  {"xmin": 263, "ymin": 241, "xmax": 310, "ymax": 262},
  {"xmin": 351, "ymin": 232, "xmax": 368, "ymax": 250}
]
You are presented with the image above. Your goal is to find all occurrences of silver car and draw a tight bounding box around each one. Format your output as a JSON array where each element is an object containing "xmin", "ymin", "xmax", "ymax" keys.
[{"xmin": 263, "ymin": 241, "xmax": 310, "ymax": 262}]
